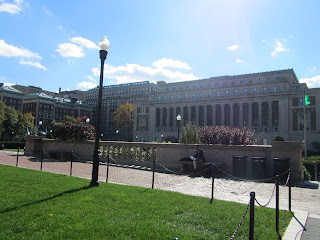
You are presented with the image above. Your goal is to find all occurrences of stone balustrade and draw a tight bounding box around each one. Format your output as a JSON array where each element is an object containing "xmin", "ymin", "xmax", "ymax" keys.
[{"xmin": 25, "ymin": 136, "xmax": 304, "ymax": 181}]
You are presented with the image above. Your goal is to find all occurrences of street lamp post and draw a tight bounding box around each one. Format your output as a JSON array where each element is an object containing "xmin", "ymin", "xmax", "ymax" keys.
[
  {"xmin": 161, "ymin": 134, "xmax": 164, "ymax": 142},
  {"xmin": 38, "ymin": 120, "xmax": 43, "ymax": 136},
  {"xmin": 116, "ymin": 130, "xmax": 119, "ymax": 141},
  {"xmin": 90, "ymin": 36, "xmax": 110, "ymax": 187},
  {"xmin": 176, "ymin": 114, "xmax": 181, "ymax": 142}
]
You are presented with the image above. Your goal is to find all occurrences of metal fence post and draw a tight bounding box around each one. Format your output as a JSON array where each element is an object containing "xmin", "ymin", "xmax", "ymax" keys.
[
  {"xmin": 314, "ymin": 161, "xmax": 318, "ymax": 181},
  {"xmin": 276, "ymin": 175, "xmax": 280, "ymax": 233},
  {"xmin": 40, "ymin": 148, "xmax": 44, "ymax": 171},
  {"xmin": 152, "ymin": 157, "xmax": 156, "ymax": 189},
  {"xmin": 288, "ymin": 169, "xmax": 291, "ymax": 212},
  {"xmin": 249, "ymin": 191, "xmax": 255, "ymax": 240},
  {"xmin": 16, "ymin": 147, "xmax": 20, "ymax": 167},
  {"xmin": 210, "ymin": 164, "xmax": 215, "ymax": 204},
  {"xmin": 106, "ymin": 154, "xmax": 110, "ymax": 183},
  {"xmin": 70, "ymin": 151, "xmax": 73, "ymax": 176}
]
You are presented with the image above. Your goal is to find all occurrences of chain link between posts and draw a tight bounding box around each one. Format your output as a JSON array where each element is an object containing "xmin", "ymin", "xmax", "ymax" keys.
[{"xmin": 229, "ymin": 200, "xmax": 250, "ymax": 240}]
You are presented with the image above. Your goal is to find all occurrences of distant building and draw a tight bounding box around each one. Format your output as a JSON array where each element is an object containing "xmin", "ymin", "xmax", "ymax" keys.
[
  {"xmin": 23, "ymin": 93, "xmax": 93, "ymax": 130},
  {"xmin": 133, "ymin": 69, "xmax": 320, "ymax": 150},
  {"xmin": 0, "ymin": 83, "xmax": 23, "ymax": 112},
  {"xmin": 85, "ymin": 81, "xmax": 157, "ymax": 140}
]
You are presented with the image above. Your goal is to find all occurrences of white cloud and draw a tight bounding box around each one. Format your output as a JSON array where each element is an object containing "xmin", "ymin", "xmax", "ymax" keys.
[
  {"xmin": 152, "ymin": 58, "xmax": 191, "ymax": 70},
  {"xmin": 57, "ymin": 26, "xmax": 63, "ymax": 31},
  {"xmin": 0, "ymin": 39, "xmax": 41, "ymax": 58},
  {"xmin": 19, "ymin": 60, "xmax": 48, "ymax": 70},
  {"xmin": 271, "ymin": 40, "xmax": 289, "ymax": 56},
  {"xmin": 0, "ymin": 0, "xmax": 23, "ymax": 14},
  {"xmin": 42, "ymin": 5, "xmax": 53, "ymax": 16},
  {"xmin": 89, "ymin": 58, "xmax": 197, "ymax": 86},
  {"xmin": 300, "ymin": 75, "xmax": 320, "ymax": 88},
  {"xmin": 70, "ymin": 37, "xmax": 98, "ymax": 49},
  {"xmin": 235, "ymin": 58, "xmax": 244, "ymax": 63},
  {"xmin": 55, "ymin": 43, "xmax": 85, "ymax": 58},
  {"xmin": 312, "ymin": 66, "xmax": 317, "ymax": 70},
  {"xmin": 227, "ymin": 44, "xmax": 239, "ymax": 51},
  {"xmin": 77, "ymin": 81, "xmax": 97, "ymax": 91}
]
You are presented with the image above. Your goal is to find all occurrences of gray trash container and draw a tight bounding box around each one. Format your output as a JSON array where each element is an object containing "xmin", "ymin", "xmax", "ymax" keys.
[
  {"xmin": 252, "ymin": 157, "xmax": 266, "ymax": 179},
  {"xmin": 233, "ymin": 156, "xmax": 247, "ymax": 178},
  {"xmin": 273, "ymin": 158, "xmax": 290, "ymax": 182}
]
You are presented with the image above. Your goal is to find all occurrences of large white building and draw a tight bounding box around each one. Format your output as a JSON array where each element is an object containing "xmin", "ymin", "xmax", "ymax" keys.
[{"xmin": 133, "ymin": 69, "xmax": 320, "ymax": 150}]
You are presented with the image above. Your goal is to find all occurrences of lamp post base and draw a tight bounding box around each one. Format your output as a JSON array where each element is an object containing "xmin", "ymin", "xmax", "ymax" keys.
[{"xmin": 90, "ymin": 180, "xmax": 99, "ymax": 187}]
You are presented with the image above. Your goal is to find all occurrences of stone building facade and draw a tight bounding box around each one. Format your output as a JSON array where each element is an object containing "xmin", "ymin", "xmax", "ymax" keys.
[
  {"xmin": 0, "ymin": 83, "xmax": 23, "ymax": 112},
  {"xmin": 23, "ymin": 93, "xmax": 93, "ymax": 131},
  {"xmin": 133, "ymin": 69, "xmax": 320, "ymax": 149},
  {"xmin": 85, "ymin": 81, "xmax": 157, "ymax": 140}
]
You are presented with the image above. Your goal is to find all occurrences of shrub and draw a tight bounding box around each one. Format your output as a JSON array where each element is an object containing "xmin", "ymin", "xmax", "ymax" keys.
[
  {"xmin": 271, "ymin": 136, "xmax": 285, "ymax": 142},
  {"xmin": 0, "ymin": 141, "xmax": 26, "ymax": 149},
  {"xmin": 180, "ymin": 122, "xmax": 200, "ymax": 144},
  {"xmin": 198, "ymin": 126, "xmax": 261, "ymax": 145},
  {"xmin": 55, "ymin": 122, "xmax": 95, "ymax": 141}
]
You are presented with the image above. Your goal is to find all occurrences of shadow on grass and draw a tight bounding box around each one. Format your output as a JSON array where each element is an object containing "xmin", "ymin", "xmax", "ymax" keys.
[{"xmin": 0, "ymin": 185, "xmax": 92, "ymax": 215}]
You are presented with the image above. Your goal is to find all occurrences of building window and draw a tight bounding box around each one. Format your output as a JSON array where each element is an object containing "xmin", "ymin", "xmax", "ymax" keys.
[
  {"xmin": 223, "ymin": 82, "xmax": 227, "ymax": 86},
  {"xmin": 157, "ymin": 96, "xmax": 161, "ymax": 102},
  {"xmin": 263, "ymin": 87, "xmax": 267, "ymax": 94},
  {"xmin": 276, "ymin": 76, "xmax": 280, "ymax": 81},
  {"xmin": 296, "ymin": 86, "xmax": 301, "ymax": 90},
  {"xmin": 217, "ymin": 91, "xmax": 220, "ymax": 97},
  {"xmin": 200, "ymin": 92, "xmax": 204, "ymax": 98},
  {"xmin": 163, "ymin": 96, "xmax": 167, "ymax": 101},
  {"xmin": 177, "ymin": 94, "xmax": 181, "ymax": 100},
  {"xmin": 258, "ymin": 78, "xmax": 262, "ymax": 82},
  {"xmin": 184, "ymin": 94, "xmax": 188, "ymax": 100},
  {"xmin": 299, "ymin": 98, "xmax": 303, "ymax": 105},
  {"xmin": 267, "ymin": 77, "xmax": 271, "ymax": 81},
  {"xmin": 170, "ymin": 95, "xmax": 174, "ymax": 101},
  {"xmin": 273, "ymin": 86, "xmax": 277, "ymax": 93},
  {"xmin": 225, "ymin": 90, "xmax": 229, "ymax": 96},
  {"xmin": 192, "ymin": 93, "xmax": 196, "ymax": 99},
  {"xmin": 234, "ymin": 89, "xmax": 238, "ymax": 96},
  {"xmin": 215, "ymin": 83, "xmax": 219, "ymax": 87},
  {"xmin": 244, "ymin": 89, "xmax": 248, "ymax": 95},
  {"xmin": 208, "ymin": 91, "xmax": 212, "ymax": 97},
  {"xmin": 253, "ymin": 88, "xmax": 257, "ymax": 95},
  {"xmin": 232, "ymin": 81, "xmax": 235, "ymax": 85}
]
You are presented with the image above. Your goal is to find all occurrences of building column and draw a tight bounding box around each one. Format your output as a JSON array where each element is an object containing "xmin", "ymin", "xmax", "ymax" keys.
[
  {"xmin": 248, "ymin": 103, "xmax": 252, "ymax": 129},
  {"xmin": 160, "ymin": 107, "xmax": 163, "ymax": 129},
  {"xmin": 239, "ymin": 103, "xmax": 243, "ymax": 126},
  {"xmin": 167, "ymin": 107, "xmax": 170, "ymax": 130},
  {"xmin": 196, "ymin": 106, "xmax": 199, "ymax": 126},
  {"xmin": 221, "ymin": 104, "xmax": 225, "ymax": 125},
  {"xmin": 230, "ymin": 104, "xmax": 234, "ymax": 127},
  {"xmin": 212, "ymin": 104, "xmax": 216, "ymax": 126},
  {"xmin": 268, "ymin": 101, "xmax": 272, "ymax": 131},
  {"xmin": 173, "ymin": 107, "xmax": 177, "ymax": 128},
  {"xmin": 258, "ymin": 102, "xmax": 262, "ymax": 131},
  {"xmin": 188, "ymin": 106, "xmax": 191, "ymax": 123},
  {"xmin": 204, "ymin": 105, "xmax": 208, "ymax": 126}
]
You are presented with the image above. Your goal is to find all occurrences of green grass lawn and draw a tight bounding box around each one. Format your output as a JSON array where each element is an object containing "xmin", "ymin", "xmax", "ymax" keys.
[{"xmin": 0, "ymin": 165, "xmax": 292, "ymax": 240}]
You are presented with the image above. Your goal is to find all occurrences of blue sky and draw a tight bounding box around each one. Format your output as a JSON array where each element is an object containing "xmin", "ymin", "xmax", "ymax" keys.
[{"xmin": 1, "ymin": 0, "xmax": 320, "ymax": 92}]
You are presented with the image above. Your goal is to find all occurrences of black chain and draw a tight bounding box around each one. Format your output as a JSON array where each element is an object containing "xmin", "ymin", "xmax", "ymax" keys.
[{"xmin": 229, "ymin": 200, "xmax": 250, "ymax": 240}]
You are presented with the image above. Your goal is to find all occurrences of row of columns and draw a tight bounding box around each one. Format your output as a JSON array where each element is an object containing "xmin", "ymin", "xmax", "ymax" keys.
[{"xmin": 157, "ymin": 101, "xmax": 278, "ymax": 132}]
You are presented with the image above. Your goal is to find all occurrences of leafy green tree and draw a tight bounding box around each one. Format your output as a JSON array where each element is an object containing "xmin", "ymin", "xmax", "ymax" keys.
[
  {"xmin": 0, "ymin": 101, "xmax": 6, "ymax": 136},
  {"xmin": 180, "ymin": 122, "xmax": 200, "ymax": 144},
  {"xmin": 55, "ymin": 122, "xmax": 95, "ymax": 141},
  {"xmin": 23, "ymin": 113, "xmax": 36, "ymax": 136},
  {"xmin": 2, "ymin": 107, "xmax": 19, "ymax": 140},
  {"xmin": 48, "ymin": 120, "xmax": 63, "ymax": 138},
  {"xmin": 113, "ymin": 103, "xmax": 135, "ymax": 141},
  {"xmin": 63, "ymin": 116, "xmax": 76, "ymax": 123}
]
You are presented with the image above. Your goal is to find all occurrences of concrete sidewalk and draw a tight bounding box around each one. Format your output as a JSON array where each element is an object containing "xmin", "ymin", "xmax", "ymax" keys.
[{"xmin": 1, "ymin": 150, "xmax": 319, "ymax": 239}]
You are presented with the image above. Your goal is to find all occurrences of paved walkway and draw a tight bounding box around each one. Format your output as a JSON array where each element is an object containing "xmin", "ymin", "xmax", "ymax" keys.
[{"xmin": 1, "ymin": 150, "xmax": 319, "ymax": 239}]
